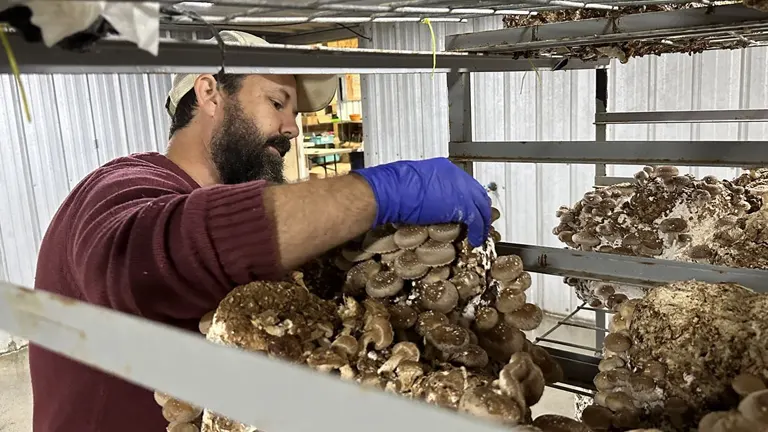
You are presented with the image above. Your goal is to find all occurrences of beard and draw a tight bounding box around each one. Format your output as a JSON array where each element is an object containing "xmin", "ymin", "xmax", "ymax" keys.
[{"xmin": 209, "ymin": 98, "xmax": 291, "ymax": 185}]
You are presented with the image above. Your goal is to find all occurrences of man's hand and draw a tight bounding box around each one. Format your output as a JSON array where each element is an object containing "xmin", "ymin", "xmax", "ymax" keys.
[{"xmin": 353, "ymin": 157, "xmax": 492, "ymax": 247}]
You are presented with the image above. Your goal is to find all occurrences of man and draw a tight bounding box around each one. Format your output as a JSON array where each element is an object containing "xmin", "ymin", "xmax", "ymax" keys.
[{"xmin": 28, "ymin": 30, "xmax": 491, "ymax": 431}]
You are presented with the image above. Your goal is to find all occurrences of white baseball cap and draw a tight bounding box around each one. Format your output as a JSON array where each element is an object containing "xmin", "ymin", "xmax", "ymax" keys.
[{"xmin": 165, "ymin": 30, "xmax": 338, "ymax": 117}]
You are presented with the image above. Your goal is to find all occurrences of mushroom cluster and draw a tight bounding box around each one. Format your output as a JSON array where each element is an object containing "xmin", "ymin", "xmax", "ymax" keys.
[
  {"xmin": 501, "ymin": 4, "xmax": 753, "ymax": 62},
  {"xmin": 554, "ymin": 166, "xmax": 767, "ymax": 307},
  {"xmin": 580, "ymin": 281, "xmax": 768, "ymax": 431},
  {"xmin": 698, "ymin": 374, "xmax": 768, "ymax": 431},
  {"xmin": 154, "ymin": 211, "xmax": 573, "ymax": 431}
]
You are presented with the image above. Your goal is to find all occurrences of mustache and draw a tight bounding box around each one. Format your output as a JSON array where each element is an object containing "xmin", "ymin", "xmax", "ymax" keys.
[{"xmin": 265, "ymin": 135, "xmax": 292, "ymax": 157}]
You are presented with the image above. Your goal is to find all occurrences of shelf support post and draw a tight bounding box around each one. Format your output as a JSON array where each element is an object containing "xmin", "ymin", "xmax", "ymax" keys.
[
  {"xmin": 593, "ymin": 67, "xmax": 608, "ymax": 352},
  {"xmin": 448, "ymin": 71, "xmax": 473, "ymax": 176}
]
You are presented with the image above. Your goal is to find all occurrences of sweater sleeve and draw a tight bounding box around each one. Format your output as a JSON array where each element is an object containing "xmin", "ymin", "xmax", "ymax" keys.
[{"xmin": 67, "ymin": 164, "xmax": 282, "ymax": 320}]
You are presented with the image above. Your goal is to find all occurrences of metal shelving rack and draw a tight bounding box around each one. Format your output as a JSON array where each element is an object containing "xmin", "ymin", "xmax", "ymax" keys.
[{"xmin": 1, "ymin": 2, "xmax": 768, "ymax": 430}]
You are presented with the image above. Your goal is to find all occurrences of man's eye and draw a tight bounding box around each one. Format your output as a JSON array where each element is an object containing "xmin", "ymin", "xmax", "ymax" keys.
[{"xmin": 272, "ymin": 100, "xmax": 284, "ymax": 110}]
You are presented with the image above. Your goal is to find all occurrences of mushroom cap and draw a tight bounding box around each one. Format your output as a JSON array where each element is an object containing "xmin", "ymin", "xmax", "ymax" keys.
[
  {"xmin": 557, "ymin": 231, "xmax": 575, "ymax": 243},
  {"xmin": 658, "ymin": 217, "xmax": 688, "ymax": 233},
  {"xmin": 421, "ymin": 266, "xmax": 451, "ymax": 284},
  {"xmin": 448, "ymin": 344, "xmax": 490, "ymax": 368},
  {"xmin": 738, "ymin": 389, "xmax": 768, "ymax": 424},
  {"xmin": 330, "ymin": 335, "xmax": 359, "ymax": 358},
  {"xmin": 388, "ymin": 303, "xmax": 418, "ymax": 329},
  {"xmin": 420, "ymin": 280, "xmax": 460, "ymax": 314},
  {"xmin": 628, "ymin": 375, "xmax": 655, "ymax": 393},
  {"xmin": 391, "ymin": 341, "xmax": 421, "ymax": 359},
  {"xmin": 572, "ymin": 232, "xmax": 601, "ymax": 247},
  {"xmin": 380, "ymin": 249, "xmax": 405, "ymax": 265},
  {"xmin": 528, "ymin": 345, "xmax": 564, "ymax": 385},
  {"xmin": 504, "ymin": 303, "xmax": 544, "ymax": 331},
  {"xmin": 641, "ymin": 361, "xmax": 666, "ymax": 381},
  {"xmin": 732, "ymin": 374, "xmax": 767, "ymax": 398},
  {"xmin": 491, "ymin": 255, "xmax": 525, "ymax": 282},
  {"xmin": 362, "ymin": 226, "xmax": 399, "ymax": 253},
  {"xmin": 393, "ymin": 250, "xmax": 430, "ymax": 280},
  {"xmin": 595, "ymin": 284, "xmax": 616, "ymax": 299},
  {"xmin": 344, "ymin": 260, "xmax": 382, "ymax": 294},
  {"xmin": 699, "ymin": 410, "xmax": 762, "ymax": 432},
  {"xmin": 161, "ymin": 399, "xmax": 202, "ymax": 423},
  {"xmin": 415, "ymin": 310, "xmax": 450, "ymax": 336},
  {"xmin": 533, "ymin": 414, "xmax": 592, "ymax": 432},
  {"xmin": 604, "ymin": 332, "xmax": 632, "ymax": 353},
  {"xmin": 378, "ymin": 342, "xmax": 421, "ymax": 374},
  {"xmin": 474, "ymin": 306, "xmax": 500, "ymax": 331},
  {"xmin": 581, "ymin": 405, "xmax": 614, "ymax": 431},
  {"xmin": 365, "ymin": 270, "xmax": 405, "ymax": 298},
  {"xmin": 491, "ymin": 207, "xmax": 501, "ymax": 222},
  {"xmin": 598, "ymin": 356, "xmax": 625, "ymax": 372},
  {"xmin": 393, "ymin": 225, "xmax": 429, "ymax": 250},
  {"xmin": 333, "ymin": 255, "xmax": 354, "ymax": 271},
  {"xmin": 154, "ymin": 391, "xmax": 171, "ymax": 406},
  {"xmin": 605, "ymin": 391, "xmax": 636, "ymax": 413},
  {"xmin": 496, "ymin": 288, "xmax": 526, "ymax": 314},
  {"xmin": 458, "ymin": 387, "xmax": 524, "ymax": 426},
  {"xmin": 452, "ymin": 270, "xmax": 483, "ymax": 299},
  {"xmin": 606, "ymin": 294, "xmax": 628, "ymax": 311},
  {"xmin": 481, "ymin": 321, "xmax": 527, "ymax": 359},
  {"xmin": 307, "ymin": 347, "xmax": 347, "ymax": 372},
  {"xmin": 503, "ymin": 352, "xmax": 546, "ymax": 406},
  {"xmin": 617, "ymin": 299, "xmax": 640, "ymax": 319},
  {"xmin": 199, "ymin": 311, "xmax": 214, "ymax": 335},
  {"xmin": 688, "ymin": 244, "xmax": 714, "ymax": 260},
  {"xmin": 427, "ymin": 223, "xmax": 462, "ymax": 242},
  {"xmin": 362, "ymin": 316, "xmax": 394, "ymax": 351},
  {"xmin": 622, "ymin": 233, "xmax": 642, "ymax": 247},
  {"xmin": 168, "ymin": 423, "xmax": 200, "ymax": 432},
  {"xmin": 654, "ymin": 165, "xmax": 679, "ymax": 177},
  {"xmin": 504, "ymin": 272, "xmax": 532, "ymax": 292},
  {"xmin": 425, "ymin": 323, "xmax": 471, "ymax": 353},
  {"xmin": 341, "ymin": 246, "xmax": 375, "ymax": 263},
  {"xmin": 415, "ymin": 239, "xmax": 457, "ymax": 267}
]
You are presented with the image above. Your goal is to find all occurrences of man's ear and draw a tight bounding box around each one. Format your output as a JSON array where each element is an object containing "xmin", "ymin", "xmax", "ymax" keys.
[{"xmin": 193, "ymin": 74, "xmax": 219, "ymax": 117}]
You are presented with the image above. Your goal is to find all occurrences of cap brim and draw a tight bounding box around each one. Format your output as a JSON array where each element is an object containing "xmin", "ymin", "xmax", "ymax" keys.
[
  {"xmin": 296, "ymin": 74, "xmax": 338, "ymax": 113},
  {"xmin": 167, "ymin": 73, "xmax": 337, "ymax": 117}
]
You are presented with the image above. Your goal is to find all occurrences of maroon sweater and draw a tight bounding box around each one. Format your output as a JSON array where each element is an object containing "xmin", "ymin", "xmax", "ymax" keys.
[{"xmin": 29, "ymin": 152, "xmax": 281, "ymax": 431}]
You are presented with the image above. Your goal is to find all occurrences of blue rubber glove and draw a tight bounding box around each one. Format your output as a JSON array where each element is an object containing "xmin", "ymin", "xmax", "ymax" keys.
[{"xmin": 353, "ymin": 157, "xmax": 492, "ymax": 247}]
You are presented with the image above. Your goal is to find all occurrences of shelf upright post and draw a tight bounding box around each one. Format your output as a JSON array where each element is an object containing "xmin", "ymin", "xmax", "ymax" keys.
[
  {"xmin": 448, "ymin": 70, "xmax": 474, "ymax": 175},
  {"xmin": 594, "ymin": 67, "xmax": 608, "ymax": 352},
  {"xmin": 594, "ymin": 68, "xmax": 608, "ymax": 181}
]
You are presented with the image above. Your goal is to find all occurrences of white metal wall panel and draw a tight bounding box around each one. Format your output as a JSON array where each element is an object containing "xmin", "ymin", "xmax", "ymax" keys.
[
  {"xmin": 0, "ymin": 72, "xmax": 174, "ymax": 352},
  {"xmin": 607, "ymin": 47, "xmax": 766, "ymax": 180},
  {"xmin": 360, "ymin": 19, "xmax": 762, "ymax": 318}
]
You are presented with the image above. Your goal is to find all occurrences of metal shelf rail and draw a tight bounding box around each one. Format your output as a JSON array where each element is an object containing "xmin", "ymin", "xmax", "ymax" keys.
[
  {"xmin": 157, "ymin": 0, "xmax": 724, "ymax": 42},
  {"xmin": 445, "ymin": 5, "xmax": 768, "ymax": 396},
  {"xmin": 0, "ymin": 2, "xmax": 767, "ymax": 428}
]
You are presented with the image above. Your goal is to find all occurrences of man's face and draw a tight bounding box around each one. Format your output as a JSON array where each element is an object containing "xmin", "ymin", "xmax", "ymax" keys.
[{"xmin": 209, "ymin": 75, "xmax": 300, "ymax": 185}]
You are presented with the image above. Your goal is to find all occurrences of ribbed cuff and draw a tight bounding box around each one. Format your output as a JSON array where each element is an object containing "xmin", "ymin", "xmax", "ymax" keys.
[{"xmin": 201, "ymin": 181, "xmax": 282, "ymax": 284}]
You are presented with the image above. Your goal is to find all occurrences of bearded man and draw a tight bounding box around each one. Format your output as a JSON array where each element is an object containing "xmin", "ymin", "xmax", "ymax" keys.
[{"xmin": 28, "ymin": 31, "xmax": 492, "ymax": 431}]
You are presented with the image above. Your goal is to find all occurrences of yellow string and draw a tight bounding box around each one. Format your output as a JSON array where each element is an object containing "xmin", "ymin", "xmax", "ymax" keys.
[
  {"xmin": 420, "ymin": 18, "xmax": 436, "ymax": 79},
  {"xmin": 0, "ymin": 26, "xmax": 31, "ymax": 122},
  {"xmin": 527, "ymin": 58, "xmax": 543, "ymax": 87}
]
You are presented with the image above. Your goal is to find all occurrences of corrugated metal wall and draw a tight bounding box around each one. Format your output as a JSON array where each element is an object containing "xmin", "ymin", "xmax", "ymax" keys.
[
  {"xmin": 360, "ymin": 18, "xmax": 762, "ymax": 319},
  {"xmin": 0, "ymin": 73, "xmax": 173, "ymax": 350},
  {"xmin": 0, "ymin": 22, "xmax": 765, "ymax": 350}
]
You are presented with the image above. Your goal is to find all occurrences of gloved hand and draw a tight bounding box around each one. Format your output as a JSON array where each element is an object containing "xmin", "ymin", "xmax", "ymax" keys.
[{"xmin": 353, "ymin": 157, "xmax": 492, "ymax": 247}]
